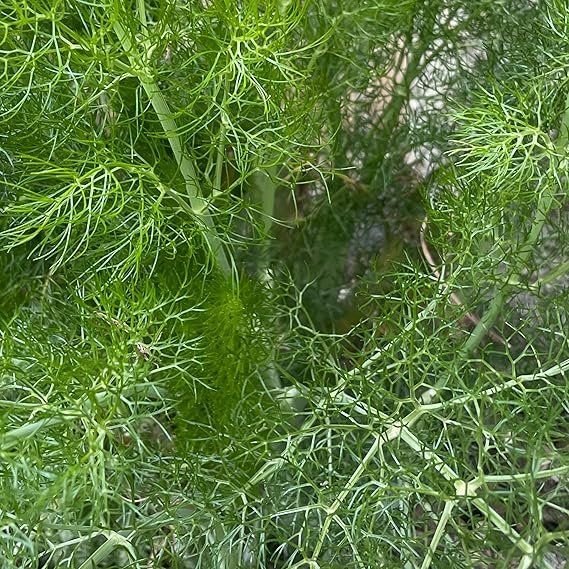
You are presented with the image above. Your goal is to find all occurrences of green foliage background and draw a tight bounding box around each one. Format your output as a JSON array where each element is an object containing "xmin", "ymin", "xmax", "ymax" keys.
[{"xmin": 1, "ymin": 0, "xmax": 569, "ymax": 568}]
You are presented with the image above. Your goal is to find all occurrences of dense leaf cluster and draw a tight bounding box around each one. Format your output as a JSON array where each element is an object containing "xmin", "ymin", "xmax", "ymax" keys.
[{"xmin": 1, "ymin": 1, "xmax": 569, "ymax": 568}]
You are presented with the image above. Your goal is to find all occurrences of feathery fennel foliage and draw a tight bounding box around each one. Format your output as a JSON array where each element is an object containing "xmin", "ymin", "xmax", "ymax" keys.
[{"xmin": 1, "ymin": 1, "xmax": 569, "ymax": 568}]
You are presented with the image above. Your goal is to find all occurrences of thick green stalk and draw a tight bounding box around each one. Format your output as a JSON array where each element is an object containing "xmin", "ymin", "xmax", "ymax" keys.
[
  {"xmin": 360, "ymin": 44, "xmax": 424, "ymax": 186},
  {"xmin": 113, "ymin": 21, "xmax": 230, "ymax": 274},
  {"xmin": 250, "ymin": 168, "xmax": 277, "ymax": 237},
  {"xmin": 360, "ymin": 8, "xmax": 435, "ymax": 186},
  {"xmin": 462, "ymin": 91, "xmax": 569, "ymax": 355}
]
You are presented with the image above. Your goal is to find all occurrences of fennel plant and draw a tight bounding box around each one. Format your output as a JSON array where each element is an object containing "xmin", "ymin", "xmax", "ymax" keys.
[{"xmin": 1, "ymin": 1, "xmax": 569, "ymax": 568}]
